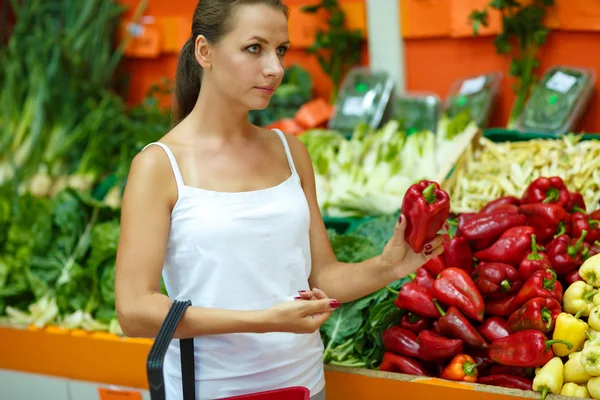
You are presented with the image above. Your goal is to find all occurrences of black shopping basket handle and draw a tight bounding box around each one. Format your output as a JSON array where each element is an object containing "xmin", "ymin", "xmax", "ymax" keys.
[
  {"xmin": 147, "ymin": 299, "xmax": 196, "ymax": 400},
  {"xmin": 146, "ymin": 300, "xmax": 310, "ymax": 400}
]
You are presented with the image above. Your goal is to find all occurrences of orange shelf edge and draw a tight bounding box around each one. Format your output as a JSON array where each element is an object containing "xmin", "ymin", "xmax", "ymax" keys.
[{"xmin": 1, "ymin": 327, "xmax": 539, "ymax": 399}]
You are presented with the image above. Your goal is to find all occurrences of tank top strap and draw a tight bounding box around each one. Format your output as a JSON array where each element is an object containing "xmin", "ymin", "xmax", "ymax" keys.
[
  {"xmin": 142, "ymin": 142, "xmax": 185, "ymax": 190},
  {"xmin": 271, "ymin": 129, "xmax": 298, "ymax": 176}
]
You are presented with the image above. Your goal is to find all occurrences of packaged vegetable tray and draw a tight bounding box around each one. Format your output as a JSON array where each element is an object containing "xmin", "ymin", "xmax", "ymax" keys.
[
  {"xmin": 444, "ymin": 72, "xmax": 502, "ymax": 129},
  {"xmin": 328, "ymin": 67, "xmax": 394, "ymax": 135},
  {"xmin": 392, "ymin": 91, "xmax": 442, "ymax": 134},
  {"xmin": 516, "ymin": 65, "xmax": 596, "ymax": 135}
]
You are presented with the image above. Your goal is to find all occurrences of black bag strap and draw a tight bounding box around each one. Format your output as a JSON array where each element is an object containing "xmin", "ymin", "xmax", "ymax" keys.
[{"xmin": 147, "ymin": 300, "xmax": 196, "ymax": 400}]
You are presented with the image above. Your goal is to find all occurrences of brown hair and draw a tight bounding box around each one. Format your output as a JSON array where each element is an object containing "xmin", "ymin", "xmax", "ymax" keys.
[{"xmin": 172, "ymin": 0, "xmax": 289, "ymax": 125}]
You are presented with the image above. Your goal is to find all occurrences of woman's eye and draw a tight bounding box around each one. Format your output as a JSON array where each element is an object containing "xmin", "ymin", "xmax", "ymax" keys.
[
  {"xmin": 277, "ymin": 47, "xmax": 288, "ymax": 56},
  {"xmin": 247, "ymin": 45, "xmax": 260, "ymax": 54}
]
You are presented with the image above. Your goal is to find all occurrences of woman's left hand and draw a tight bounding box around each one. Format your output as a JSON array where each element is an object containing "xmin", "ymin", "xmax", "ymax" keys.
[{"xmin": 380, "ymin": 214, "xmax": 445, "ymax": 279}]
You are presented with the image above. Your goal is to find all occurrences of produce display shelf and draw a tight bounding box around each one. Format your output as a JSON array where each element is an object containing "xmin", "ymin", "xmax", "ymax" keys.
[{"xmin": 0, "ymin": 326, "xmax": 540, "ymax": 399}]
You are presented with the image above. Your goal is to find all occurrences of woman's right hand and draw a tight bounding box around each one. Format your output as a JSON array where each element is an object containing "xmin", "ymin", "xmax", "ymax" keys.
[{"xmin": 264, "ymin": 288, "xmax": 340, "ymax": 334}]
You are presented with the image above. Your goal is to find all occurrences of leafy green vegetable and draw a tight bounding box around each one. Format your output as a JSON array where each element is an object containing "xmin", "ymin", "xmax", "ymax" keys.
[
  {"xmin": 321, "ymin": 225, "xmax": 411, "ymax": 369},
  {"xmin": 327, "ymin": 229, "xmax": 379, "ymax": 263},
  {"xmin": 445, "ymin": 73, "xmax": 500, "ymax": 128},
  {"xmin": 393, "ymin": 94, "xmax": 441, "ymax": 134},
  {"xmin": 469, "ymin": 0, "xmax": 555, "ymax": 128},
  {"xmin": 519, "ymin": 66, "xmax": 594, "ymax": 133},
  {"xmin": 351, "ymin": 214, "xmax": 398, "ymax": 253},
  {"xmin": 328, "ymin": 68, "xmax": 394, "ymax": 135}
]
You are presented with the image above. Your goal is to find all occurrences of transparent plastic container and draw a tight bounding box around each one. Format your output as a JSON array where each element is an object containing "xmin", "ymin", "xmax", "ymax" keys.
[
  {"xmin": 328, "ymin": 67, "xmax": 394, "ymax": 135},
  {"xmin": 516, "ymin": 65, "xmax": 596, "ymax": 135},
  {"xmin": 444, "ymin": 72, "xmax": 502, "ymax": 128},
  {"xmin": 392, "ymin": 91, "xmax": 442, "ymax": 134}
]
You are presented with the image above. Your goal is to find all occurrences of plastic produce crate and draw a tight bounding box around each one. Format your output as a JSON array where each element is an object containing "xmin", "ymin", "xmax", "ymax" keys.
[{"xmin": 515, "ymin": 65, "xmax": 596, "ymax": 135}]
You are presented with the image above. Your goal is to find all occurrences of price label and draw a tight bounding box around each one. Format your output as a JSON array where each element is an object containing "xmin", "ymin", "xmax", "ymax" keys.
[
  {"xmin": 546, "ymin": 71, "xmax": 577, "ymax": 94},
  {"xmin": 459, "ymin": 76, "xmax": 486, "ymax": 95},
  {"xmin": 98, "ymin": 388, "xmax": 143, "ymax": 400},
  {"xmin": 342, "ymin": 97, "xmax": 366, "ymax": 116}
]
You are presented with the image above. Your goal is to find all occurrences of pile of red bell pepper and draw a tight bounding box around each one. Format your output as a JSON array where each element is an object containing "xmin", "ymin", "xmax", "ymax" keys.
[{"xmin": 381, "ymin": 176, "xmax": 600, "ymax": 391}]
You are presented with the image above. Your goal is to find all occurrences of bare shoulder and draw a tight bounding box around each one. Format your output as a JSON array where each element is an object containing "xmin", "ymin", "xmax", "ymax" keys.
[
  {"xmin": 279, "ymin": 130, "xmax": 313, "ymax": 180},
  {"xmin": 125, "ymin": 143, "xmax": 178, "ymax": 209}
]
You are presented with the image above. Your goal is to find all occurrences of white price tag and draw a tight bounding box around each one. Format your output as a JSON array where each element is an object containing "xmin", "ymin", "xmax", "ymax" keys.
[
  {"xmin": 546, "ymin": 71, "xmax": 577, "ymax": 94},
  {"xmin": 459, "ymin": 76, "xmax": 486, "ymax": 95},
  {"xmin": 342, "ymin": 97, "xmax": 366, "ymax": 116}
]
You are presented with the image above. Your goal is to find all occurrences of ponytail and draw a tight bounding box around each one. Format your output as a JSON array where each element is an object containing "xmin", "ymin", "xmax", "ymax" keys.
[{"xmin": 172, "ymin": 37, "xmax": 202, "ymax": 126}]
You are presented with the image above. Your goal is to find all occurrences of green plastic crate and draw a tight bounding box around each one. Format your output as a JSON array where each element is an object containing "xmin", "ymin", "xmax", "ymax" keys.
[{"xmin": 484, "ymin": 128, "xmax": 599, "ymax": 142}]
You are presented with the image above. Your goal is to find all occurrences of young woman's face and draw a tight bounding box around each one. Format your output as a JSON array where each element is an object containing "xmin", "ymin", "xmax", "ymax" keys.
[{"xmin": 210, "ymin": 4, "xmax": 289, "ymax": 111}]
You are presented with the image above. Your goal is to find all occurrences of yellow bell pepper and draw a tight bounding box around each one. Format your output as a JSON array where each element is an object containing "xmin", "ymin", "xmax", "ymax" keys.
[
  {"xmin": 580, "ymin": 345, "xmax": 600, "ymax": 377},
  {"xmin": 581, "ymin": 254, "xmax": 600, "ymax": 288},
  {"xmin": 591, "ymin": 306, "xmax": 600, "ymax": 332},
  {"xmin": 562, "ymin": 382, "xmax": 591, "ymax": 398},
  {"xmin": 593, "ymin": 292, "xmax": 600, "ymax": 306},
  {"xmin": 566, "ymin": 352, "xmax": 593, "ymax": 384},
  {"xmin": 553, "ymin": 311, "xmax": 589, "ymax": 356},
  {"xmin": 533, "ymin": 357, "xmax": 564, "ymax": 400},
  {"xmin": 588, "ymin": 376, "xmax": 600, "ymax": 400},
  {"xmin": 565, "ymin": 282, "xmax": 598, "ymax": 317}
]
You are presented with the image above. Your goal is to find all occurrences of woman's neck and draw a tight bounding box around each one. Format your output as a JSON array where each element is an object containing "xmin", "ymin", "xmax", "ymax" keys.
[{"xmin": 185, "ymin": 81, "xmax": 253, "ymax": 141}]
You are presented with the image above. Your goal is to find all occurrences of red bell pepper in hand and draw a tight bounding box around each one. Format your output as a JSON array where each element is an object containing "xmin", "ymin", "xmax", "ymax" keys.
[
  {"xmin": 485, "ymin": 295, "xmax": 518, "ymax": 317},
  {"xmin": 418, "ymin": 330, "xmax": 463, "ymax": 362},
  {"xmin": 477, "ymin": 374, "xmax": 533, "ymax": 391},
  {"xmin": 461, "ymin": 212, "xmax": 527, "ymax": 250},
  {"xmin": 423, "ymin": 255, "xmax": 446, "ymax": 276},
  {"xmin": 400, "ymin": 313, "xmax": 432, "ymax": 334},
  {"xmin": 513, "ymin": 269, "xmax": 563, "ymax": 310},
  {"xmin": 433, "ymin": 268, "xmax": 485, "ymax": 322},
  {"xmin": 394, "ymin": 282, "xmax": 441, "ymax": 318},
  {"xmin": 477, "ymin": 317, "xmax": 510, "ymax": 343},
  {"xmin": 379, "ymin": 352, "xmax": 430, "ymax": 376},
  {"xmin": 402, "ymin": 180, "xmax": 451, "ymax": 253},
  {"xmin": 440, "ymin": 354, "xmax": 478, "ymax": 382},
  {"xmin": 518, "ymin": 234, "xmax": 552, "ymax": 282},
  {"xmin": 481, "ymin": 196, "xmax": 520, "ymax": 213},
  {"xmin": 507, "ymin": 297, "xmax": 562, "ymax": 334},
  {"xmin": 521, "ymin": 176, "xmax": 570, "ymax": 208},
  {"xmin": 472, "ymin": 262, "xmax": 521, "ymax": 298},
  {"xmin": 518, "ymin": 203, "xmax": 571, "ymax": 245},
  {"xmin": 566, "ymin": 192, "xmax": 587, "ymax": 213},
  {"xmin": 490, "ymin": 330, "xmax": 572, "ymax": 367},
  {"xmin": 434, "ymin": 301, "xmax": 488, "ymax": 349},
  {"xmin": 565, "ymin": 269, "xmax": 584, "ymax": 285},
  {"xmin": 443, "ymin": 236, "xmax": 474, "ymax": 274},
  {"xmin": 382, "ymin": 326, "xmax": 420, "ymax": 358},
  {"xmin": 412, "ymin": 267, "xmax": 435, "ymax": 290},
  {"xmin": 474, "ymin": 226, "xmax": 535, "ymax": 267},
  {"xmin": 546, "ymin": 231, "xmax": 588, "ymax": 276},
  {"xmin": 572, "ymin": 212, "xmax": 600, "ymax": 244}
]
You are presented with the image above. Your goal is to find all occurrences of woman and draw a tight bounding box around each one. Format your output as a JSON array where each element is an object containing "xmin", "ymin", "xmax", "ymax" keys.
[{"xmin": 114, "ymin": 1, "xmax": 444, "ymax": 399}]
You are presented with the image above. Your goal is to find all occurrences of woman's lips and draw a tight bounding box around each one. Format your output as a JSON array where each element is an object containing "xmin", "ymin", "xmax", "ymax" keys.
[{"xmin": 255, "ymin": 86, "xmax": 275, "ymax": 94}]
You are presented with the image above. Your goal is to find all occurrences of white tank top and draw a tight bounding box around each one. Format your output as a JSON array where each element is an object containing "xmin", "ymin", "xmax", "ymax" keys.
[{"xmin": 142, "ymin": 129, "xmax": 325, "ymax": 399}]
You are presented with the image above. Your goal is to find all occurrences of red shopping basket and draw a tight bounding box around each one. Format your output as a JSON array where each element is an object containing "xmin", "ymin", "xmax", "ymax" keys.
[{"xmin": 147, "ymin": 300, "xmax": 310, "ymax": 400}]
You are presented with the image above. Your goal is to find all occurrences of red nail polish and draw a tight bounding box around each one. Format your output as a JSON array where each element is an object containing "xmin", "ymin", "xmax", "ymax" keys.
[
  {"xmin": 425, "ymin": 251, "xmax": 432, "ymax": 256},
  {"xmin": 330, "ymin": 300, "xmax": 340, "ymax": 309},
  {"xmin": 298, "ymin": 290, "xmax": 307, "ymax": 293},
  {"xmin": 425, "ymin": 244, "xmax": 432, "ymax": 251},
  {"xmin": 398, "ymin": 215, "xmax": 403, "ymax": 223},
  {"xmin": 294, "ymin": 296, "xmax": 302, "ymax": 300}
]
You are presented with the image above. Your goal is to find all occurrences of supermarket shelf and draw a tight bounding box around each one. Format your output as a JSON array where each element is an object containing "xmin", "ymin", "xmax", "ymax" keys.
[{"xmin": 1, "ymin": 326, "xmax": 541, "ymax": 400}]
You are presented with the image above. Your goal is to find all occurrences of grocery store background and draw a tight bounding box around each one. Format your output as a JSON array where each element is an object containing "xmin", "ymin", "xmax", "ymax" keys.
[{"xmin": 2, "ymin": 0, "xmax": 600, "ymax": 400}]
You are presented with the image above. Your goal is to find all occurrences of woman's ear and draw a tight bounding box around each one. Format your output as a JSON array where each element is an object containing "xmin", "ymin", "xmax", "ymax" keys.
[{"xmin": 194, "ymin": 35, "xmax": 212, "ymax": 69}]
